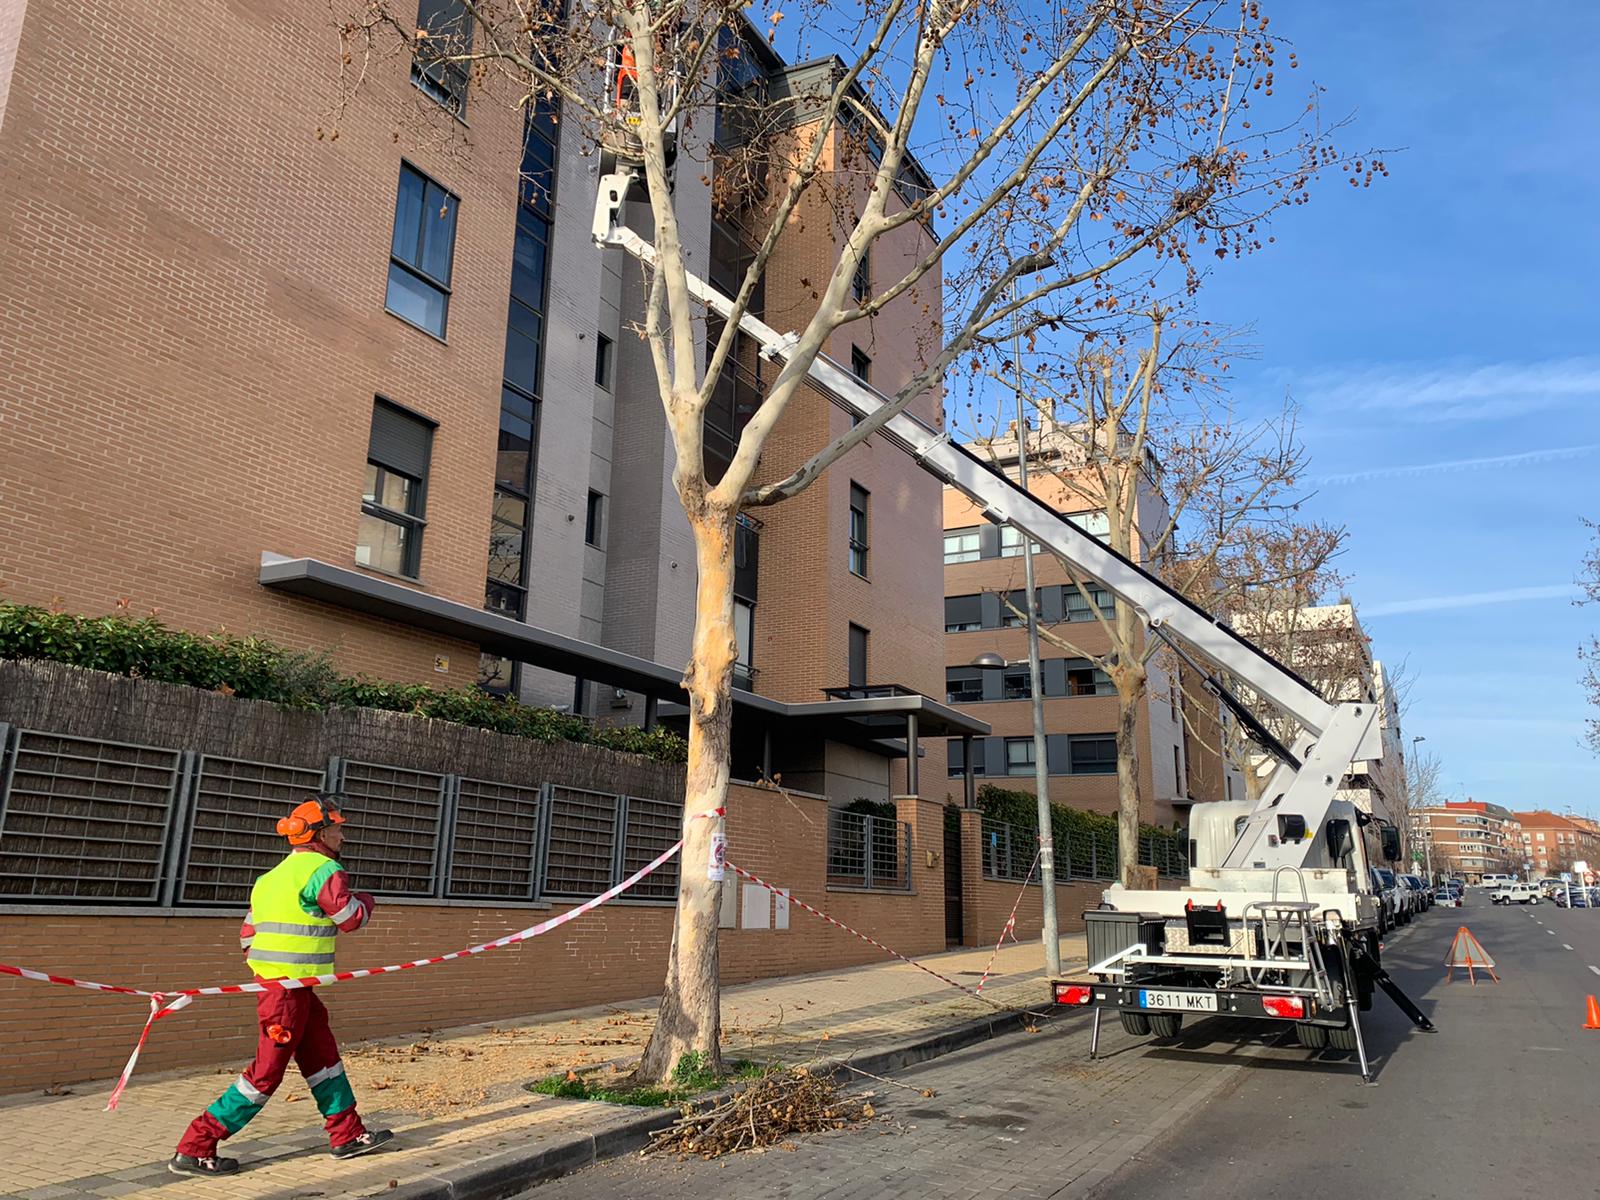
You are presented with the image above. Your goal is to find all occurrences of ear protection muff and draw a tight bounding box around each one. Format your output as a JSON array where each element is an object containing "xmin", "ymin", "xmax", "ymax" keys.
[{"xmin": 277, "ymin": 799, "xmax": 346, "ymax": 845}]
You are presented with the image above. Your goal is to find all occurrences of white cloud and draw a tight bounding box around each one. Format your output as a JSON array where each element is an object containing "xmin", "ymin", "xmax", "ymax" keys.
[
  {"xmin": 1363, "ymin": 583, "xmax": 1578, "ymax": 617},
  {"xmin": 1292, "ymin": 357, "xmax": 1600, "ymax": 423},
  {"xmin": 1318, "ymin": 443, "xmax": 1599, "ymax": 486}
]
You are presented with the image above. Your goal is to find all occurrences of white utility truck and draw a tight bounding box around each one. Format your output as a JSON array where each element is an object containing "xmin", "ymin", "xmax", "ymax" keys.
[{"xmin": 590, "ymin": 112, "xmax": 1433, "ymax": 1085}]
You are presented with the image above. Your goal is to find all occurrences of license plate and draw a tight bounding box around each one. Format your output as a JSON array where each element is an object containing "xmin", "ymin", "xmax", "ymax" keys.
[{"xmin": 1139, "ymin": 989, "xmax": 1218, "ymax": 1013}]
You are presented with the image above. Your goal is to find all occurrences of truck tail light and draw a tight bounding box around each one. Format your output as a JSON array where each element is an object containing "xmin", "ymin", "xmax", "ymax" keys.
[
  {"xmin": 1055, "ymin": 984, "xmax": 1093, "ymax": 1005},
  {"xmin": 1261, "ymin": 995, "xmax": 1305, "ymax": 1019}
]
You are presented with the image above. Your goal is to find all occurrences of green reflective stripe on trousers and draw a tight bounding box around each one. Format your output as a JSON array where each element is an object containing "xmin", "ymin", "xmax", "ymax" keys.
[
  {"xmin": 309, "ymin": 1066, "xmax": 357, "ymax": 1117},
  {"xmin": 205, "ymin": 1081, "xmax": 267, "ymax": 1134}
]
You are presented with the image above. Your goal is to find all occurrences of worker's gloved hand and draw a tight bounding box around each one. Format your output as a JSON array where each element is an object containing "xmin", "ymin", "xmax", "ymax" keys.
[{"xmin": 356, "ymin": 891, "xmax": 376, "ymax": 915}]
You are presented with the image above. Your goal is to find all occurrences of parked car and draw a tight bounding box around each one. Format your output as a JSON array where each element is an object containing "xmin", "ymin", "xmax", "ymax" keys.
[
  {"xmin": 1554, "ymin": 886, "xmax": 1592, "ymax": 908},
  {"xmin": 1373, "ymin": 867, "xmax": 1408, "ymax": 926},
  {"xmin": 1399, "ymin": 874, "xmax": 1432, "ymax": 911},
  {"xmin": 1368, "ymin": 868, "xmax": 1398, "ymax": 931},
  {"xmin": 1490, "ymin": 882, "xmax": 1539, "ymax": 905},
  {"xmin": 1433, "ymin": 888, "xmax": 1459, "ymax": 907}
]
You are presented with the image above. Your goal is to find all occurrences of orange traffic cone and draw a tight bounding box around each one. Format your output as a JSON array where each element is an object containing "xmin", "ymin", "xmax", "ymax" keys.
[{"xmin": 1585, "ymin": 995, "xmax": 1600, "ymax": 1030}]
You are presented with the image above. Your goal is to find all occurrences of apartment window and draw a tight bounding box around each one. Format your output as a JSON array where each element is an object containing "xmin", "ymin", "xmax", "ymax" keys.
[
  {"xmin": 585, "ymin": 490, "xmax": 605, "ymax": 547},
  {"xmin": 734, "ymin": 598, "xmax": 755, "ymax": 681},
  {"xmin": 947, "ymin": 738, "xmax": 986, "ymax": 778},
  {"xmin": 944, "ymin": 594, "xmax": 981, "ymax": 633},
  {"xmin": 387, "ymin": 163, "xmax": 459, "ymax": 338},
  {"xmin": 411, "ymin": 0, "xmax": 473, "ymax": 116},
  {"xmin": 1066, "ymin": 509, "xmax": 1111, "ymax": 539},
  {"xmin": 1064, "ymin": 582, "xmax": 1115, "ymax": 622},
  {"xmin": 852, "ymin": 252, "xmax": 871, "ymax": 304},
  {"xmin": 944, "ymin": 528, "xmax": 981, "ymax": 564},
  {"xmin": 1174, "ymin": 745, "xmax": 1184, "ymax": 796},
  {"xmin": 486, "ymin": 489, "xmax": 528, "ymax": 610},
  {"xmin": 851, "ymin": 346, "xmax": 871, "ymax": 382},
  {"xmin": 848, "ymin": 483, "xmax": 869, "ymax": 577},
  {"xmin": 1069, "ymin": 734, "xmax": 1118, "ymax": 775},
  {"xmin": 1065, "ymin": 659, "xmax": 1114, "ymax": 696},
  {"xmin": 357, "ymin": 400, "xmax": 434, "ymax": 578},
  {"xmin": 1001, "ymin": 589, "xmax": 1036, "ymax": 628},
  {"xmin": 998, "ymin": 525, "xmax": 1039, "ymax": 558},
  {"xmin": 1004, "ymin": 737, "xmax": 1035, "ymax": 775},
  {"xmin": 594, "ymin": 333, "xmax": 614, "ymax": 389},
  {"xmin": 1003, "ymin": 667, "xmax": 1031, "ymax": 700},
  {"xmin": 848, "ymin": 623, "xmax": 869, "ymax": 688},
  {"xmin": 477, "ymin": 653, "xmax": 515, "ymax": 692},
  {"xmin": 945, "ymin": 668, "xmax": 983, "ymax": 705}
]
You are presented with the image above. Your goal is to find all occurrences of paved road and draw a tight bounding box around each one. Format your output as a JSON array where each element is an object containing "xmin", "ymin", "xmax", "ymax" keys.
[
  {"xmin": 1095, "ymin": 891, "xmax": 1600, "ymax": 1199},
  {"xmin": 521, "ymin": 893, "xmax": 1595, "ymax": 1199}
]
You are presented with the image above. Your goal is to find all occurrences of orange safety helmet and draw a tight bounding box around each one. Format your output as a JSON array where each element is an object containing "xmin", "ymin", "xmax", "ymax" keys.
[{"xmin": 276, "ymin": 798, "xmax": 347, "ymax": 846}]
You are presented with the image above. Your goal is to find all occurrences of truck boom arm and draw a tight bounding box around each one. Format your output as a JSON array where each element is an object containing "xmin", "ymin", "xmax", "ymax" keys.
[{"xmin": 593, "ymin": 172, "xmax": 1382, "ymax": 871}]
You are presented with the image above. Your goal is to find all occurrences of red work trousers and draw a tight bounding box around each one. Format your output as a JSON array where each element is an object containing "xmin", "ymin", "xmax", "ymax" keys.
[{"xmin": 177, "ymin": 984, "xmax": 366, "ymax": 1156}]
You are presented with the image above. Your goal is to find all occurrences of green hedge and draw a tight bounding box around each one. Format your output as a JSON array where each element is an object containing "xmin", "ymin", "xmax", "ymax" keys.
[
  {"xmin": 0, "ymin": 603, "xmax": 688, "ymax": 764},
  {"xmin": 976, "ymin": 783, "xmax": 1185, "ymax": 870}
]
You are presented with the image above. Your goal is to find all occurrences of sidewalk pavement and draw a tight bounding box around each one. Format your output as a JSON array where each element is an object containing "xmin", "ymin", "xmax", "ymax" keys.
[{"xmin": 0, "ymin": 934, "xmax": 1088, "ymax": 1200}]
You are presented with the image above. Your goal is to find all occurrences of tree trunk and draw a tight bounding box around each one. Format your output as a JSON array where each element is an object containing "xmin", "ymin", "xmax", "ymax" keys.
[
  {"xmin": 632, "ymin": 508, "xmax": 736, "ymax": 1084},
  {"xmin": 1114, "ymin": 672, "xmax": 1143, "ymax": 884}
]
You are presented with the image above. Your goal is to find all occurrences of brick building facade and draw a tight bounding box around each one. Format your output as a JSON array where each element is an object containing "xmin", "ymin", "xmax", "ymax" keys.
[
  {"xmin": 0, "ymin": 0, "xmax": 966, "ymax": 805},
  {"xmin": 939, "ymin": 419, "xmax": 1237, "ymax": 826}
]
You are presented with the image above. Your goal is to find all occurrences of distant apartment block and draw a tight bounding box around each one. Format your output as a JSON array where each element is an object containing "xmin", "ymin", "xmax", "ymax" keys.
[{"xmin": 939, "ymin": 417, "xmax": 1237, "ymax": 827}]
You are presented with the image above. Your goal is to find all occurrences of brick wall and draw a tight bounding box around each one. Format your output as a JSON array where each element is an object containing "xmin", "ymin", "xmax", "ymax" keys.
[
  {"xmin": 0, "ymin": 779, "xmax": 959, "ymax": 1093},
  {"xmin": 956, "ymin": 808, "xmax": 1102, "ymax": 946},
  {"xmin": 0, "ymin": 0, "xmax": 531, "ymax": 687}
]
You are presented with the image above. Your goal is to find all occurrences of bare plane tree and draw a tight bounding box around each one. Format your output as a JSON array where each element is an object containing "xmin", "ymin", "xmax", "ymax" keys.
[
  {"xmin": 336, "ymin": 0, "xmax": 1370, "ymax": 1081},
  {"xmin": 976, "ymin": 313, "xmax": 1340, "ymax": 882}
]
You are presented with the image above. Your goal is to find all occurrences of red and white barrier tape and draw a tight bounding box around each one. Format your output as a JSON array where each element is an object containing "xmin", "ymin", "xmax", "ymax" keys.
[
  {"xmin": 724, "ymin": 859, "xmax": 1011, "ymax": 1012},
  {"xmin": 975, "ymin": 848, "xmax": 1040, "ymax": 994},
  {"xmin": 2, "ymin": 837, "xmax": 691, "ymax": 1107}
]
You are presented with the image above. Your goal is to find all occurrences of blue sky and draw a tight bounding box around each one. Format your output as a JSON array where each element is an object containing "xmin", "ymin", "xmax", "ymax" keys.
[
  {"xmin": 770, "ymin": 3, "xmax": 1600, "ymax": 817},
  {"xmin": 1192, "ymin": 3, "xmax": 1600, "ymax": 817}
]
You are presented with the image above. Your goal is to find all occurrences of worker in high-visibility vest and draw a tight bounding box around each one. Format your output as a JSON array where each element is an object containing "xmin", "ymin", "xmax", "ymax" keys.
[{"xmin": 169, "ymin": 797, "xmax": 394, "ymax": 1176}]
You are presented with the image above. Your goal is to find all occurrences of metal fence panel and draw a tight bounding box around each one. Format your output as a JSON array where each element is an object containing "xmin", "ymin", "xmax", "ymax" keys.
[
  {"xmin": 981, "ymin": 817, "xmax": 1036, "ymax": 882},
  {"xmin": 542, "ymin": 785, "xmax": 620, "ymax": 899},
  {"xmin": 0, "ymin": 730, "xmax": 183, "ymax": 902},
  {"xmin": 621, "ymin": 796, "xmax": 682, "ymax": 902},
  {"xmin": 175, "ymin": 756, "xmax": 328, "ymax": 906},
  {"xmin": 826, "ymin": 809, "xmax": 909, "ymax": 890},
  {"xmin": 446, "ymin": 777, "xmax": 543, "ymax": 901},
  {"xmin": 337, "ymin": 760, "xmax": 447, "ymax": 896}
]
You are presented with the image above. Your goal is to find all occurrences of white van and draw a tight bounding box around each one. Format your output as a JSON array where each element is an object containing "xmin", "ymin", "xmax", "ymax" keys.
[
  {"xmin": 1491, "ymin": 882, "xmax": 1538, "ymax": 905},
  {"xmin": 1479, "ymin": 873, "xmax": 1515, "ymax": 889}
]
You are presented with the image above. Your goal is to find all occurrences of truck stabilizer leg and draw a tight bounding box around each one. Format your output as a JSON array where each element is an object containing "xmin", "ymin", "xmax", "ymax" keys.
[
  {"xmin": 1089, "ymin": 1006, "xmax": 1102, "ymax": 1059},
  {"xmin": 1353, "ymin": 942, "xmax": 1435, "ymax": 1031},
  {"xmin": 1348, "ymin": 1001, "xmax": 1373, "ymax": 1084}
]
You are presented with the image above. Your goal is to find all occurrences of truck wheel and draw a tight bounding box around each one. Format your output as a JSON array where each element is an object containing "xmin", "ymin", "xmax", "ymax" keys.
[
  {"xmin": 1295, "ymin": 1022, "xmax": 1329, "ymax": 1049},
  {"xmin": 1148, "ymin": 1013, "xmax": 1183, "ymax": 1040},
  {"xmin": 1120, "ymin": 1011, "xmax": 1151, "ymax": 1036},
  {"xmin": 1328, "ymin": 1024, "xmax": 1359, "ymax": 1052}
]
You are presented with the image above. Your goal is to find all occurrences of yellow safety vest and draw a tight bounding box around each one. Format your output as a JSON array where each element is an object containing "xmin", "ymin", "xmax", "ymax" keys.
[{"xmin": 244, "ymin": 851, "xmax": 342, "ymax": 979}]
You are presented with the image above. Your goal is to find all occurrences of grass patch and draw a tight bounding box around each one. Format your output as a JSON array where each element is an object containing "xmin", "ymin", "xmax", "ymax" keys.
[{"xmin": 528, "ymin": 1054, "xmax": 781, "ymax": 1108}]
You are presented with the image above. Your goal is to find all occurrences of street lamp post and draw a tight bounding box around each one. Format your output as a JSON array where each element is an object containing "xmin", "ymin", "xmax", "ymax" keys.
[
  {"xmin": 971, "ymin": 642, "xmax": 1059, "ymax": 976},
  {"xmin": 1410, "ymin": 735, "xmax": 1431, "ymax": 882}
]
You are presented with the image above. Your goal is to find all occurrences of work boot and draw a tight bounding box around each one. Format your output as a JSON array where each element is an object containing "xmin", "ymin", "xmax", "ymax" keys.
[
  {"xmin": 168, "ymin": 1154, "xmax": 241, "ymax": 1177},
  {"xmin": 330, "ymin": 1129, "xmax": 395, "ymax": 1159}
]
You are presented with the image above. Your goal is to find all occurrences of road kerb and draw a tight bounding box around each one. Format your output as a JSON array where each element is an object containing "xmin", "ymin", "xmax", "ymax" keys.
[{"xmin": 383, "ymin": 1002, "xmax": 1059, "ymax": 1200}]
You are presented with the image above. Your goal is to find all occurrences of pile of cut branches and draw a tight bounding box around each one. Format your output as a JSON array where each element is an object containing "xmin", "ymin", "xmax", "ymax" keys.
[{"xmin": 646, "ymin": 1067, "xmax": 876, "ymax": 1159}]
